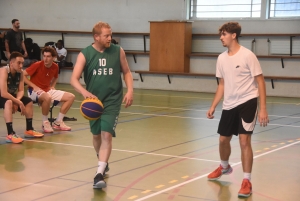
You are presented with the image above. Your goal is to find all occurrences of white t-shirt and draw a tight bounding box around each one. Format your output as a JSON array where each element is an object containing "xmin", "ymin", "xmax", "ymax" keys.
[
  {"xmin": 56, "ymin": 47, "xmax": 67, "ymax": 60},
  {"xmin": 216, "ymin": 46, "xmax": 262, "ymax": 110}
]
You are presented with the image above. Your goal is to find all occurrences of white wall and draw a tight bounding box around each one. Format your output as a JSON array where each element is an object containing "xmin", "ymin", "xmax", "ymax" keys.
[
  {"xmin": 0, "ymin": 0, "xmax": 186, "ymax": 32},
  {"xmin": 1, "ymin": 0, "xmax": 299, "ymax": 97}
]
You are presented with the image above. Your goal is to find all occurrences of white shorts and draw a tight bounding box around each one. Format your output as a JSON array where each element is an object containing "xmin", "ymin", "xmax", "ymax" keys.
[{"xmin": 28, "ymin": 89, "xmax": 65, "ymax": 103}]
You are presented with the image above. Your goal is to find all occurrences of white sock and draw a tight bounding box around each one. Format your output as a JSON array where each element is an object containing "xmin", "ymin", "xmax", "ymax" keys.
[
  {"xmin": 244, "ymin": 172, "xmax": 251, "ymax": 181},
  {"xmin": 56, "ymin": 113, "xmax": 65, "ymax": 122},
  {"xmin": 42, "ymin": 115, "xmax": 48, "ymax": 122},
  {"xmin": 220, "ymin": 160, "xmax": 229, "ymax": 169},
  {"xmin": 97, "ymin": 161, "xmax": 107, "ymax": 175}
]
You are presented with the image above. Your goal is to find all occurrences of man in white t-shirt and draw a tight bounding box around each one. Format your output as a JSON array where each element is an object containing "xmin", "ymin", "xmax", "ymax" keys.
[
  {"xmin": 55, "ymin": 40, "xmax": 67, "ymax": 72},
  {"xmin": 206, "ymin": 22, "xmax": 269, "ymax": 198}
]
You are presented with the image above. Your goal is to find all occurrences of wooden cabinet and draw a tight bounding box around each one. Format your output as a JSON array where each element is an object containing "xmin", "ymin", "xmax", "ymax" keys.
[{"xmin": 149, "ymin": 21, "xmax": 192, "ymax": 72}]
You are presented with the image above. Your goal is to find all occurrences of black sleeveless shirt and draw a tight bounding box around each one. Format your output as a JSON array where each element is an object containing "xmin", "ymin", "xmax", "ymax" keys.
[{"xmin": 6, "ymin": 66, "xmax": 21, "ymax": 94}]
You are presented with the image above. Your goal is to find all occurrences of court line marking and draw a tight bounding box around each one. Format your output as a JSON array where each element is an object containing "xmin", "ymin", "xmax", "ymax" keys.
[
  {"xmin": 134, "ymin": 140, "xmax": 300, "ymax": 201},
  {"xmin": 71, "ymin": 102, "xmax": 300, "ymax": 119},
  {"xmin": 121, "ymin": 112, "xmax": 300, "ymax": 128},
  {"xmin": 3, "ymin": 139, "xmax": 220, "ymax": 163},
  {"xmin": 70, "ymin": 94, "xmax": 299, "ymax": 106},
  {"xmin": 13, "ymin": 106, "xmax": 300, "ymax": 126}
]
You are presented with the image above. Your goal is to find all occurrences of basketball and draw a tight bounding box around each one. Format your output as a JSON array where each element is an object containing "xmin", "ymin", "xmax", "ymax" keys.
[{"xmin": 80, "ymin": 98, "xmax": 104, "ymax": 120}]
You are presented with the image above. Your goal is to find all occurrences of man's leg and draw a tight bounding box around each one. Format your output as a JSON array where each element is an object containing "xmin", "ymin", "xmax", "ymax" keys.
[
  {"xmin": 93, "ymin": 131, "xmax": 112, "ymax": 189},
  {"xmin": 38, "ymin": 93, "xmax": 53, "ymax": 133},
  {"xmin": 58, "ymin": 92, "xmax": 75, "ymax": 115},
  {"xmin": 3, "ymin": 99, "xmax": 23, "ymax": 144},
  {"xmin": 22, "ymin": 97, "xmax": 44, "ymax": 138},
  {"xmin": 239, "ymin": 134, "xmax": 253, "ymax": 174},
  {"xmin": 51, "ymin": 90, "xmax": 75, "ymax": 131},
  {"xmin": 238, "ymin": 134, "xmax": 253, "ymax": 197},
  {"xmin": 219, "ymin": 135, "xmax": 232, "ymax": 162}
]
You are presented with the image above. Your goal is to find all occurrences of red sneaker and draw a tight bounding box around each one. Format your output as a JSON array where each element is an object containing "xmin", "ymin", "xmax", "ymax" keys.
[
  {"xmin": 238, "ymin": 179, "xmax": 252, "ymax": 198},
  {"xmin": 207, "ymin": 165, "xmax": 233, "ymax": 180}
]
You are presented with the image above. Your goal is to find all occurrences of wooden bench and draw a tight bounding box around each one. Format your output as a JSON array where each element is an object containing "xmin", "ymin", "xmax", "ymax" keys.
[
  {"xmin": 67, "ymin": 48, "xmax": 149, "ymax": 63},
  {"xmin": 189, "ymin": 53, "xmax": 300, "ymax": 68},
  {"xmin": 135, "ymin": 70, "xmax": 218, "ymax": 84},
  {"xmin": 134, "ymin": 70, "xmax": 300, "ymax": 89}
]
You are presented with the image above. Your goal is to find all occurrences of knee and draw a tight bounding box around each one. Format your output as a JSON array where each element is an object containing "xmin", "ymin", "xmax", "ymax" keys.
[
  {"xmin": 39, "ymin": 94, "xmax": 52, "ymax": 103},
  {"xmin": 68, "ymin": 93, "xmax": 75, "ymax": 102},
  {"xmin": 239, "ymin": 138, "xmax": 251, "ymax": 149},
  {"xmin": 93, "ymin": 134, "xmax": 102, "ymax": 141},
  {"xmin": 5, "ymin": 100, "xmax": 13, "ymax": 108},
  {"xmin": 26, "ymin": 101, "xmax": 33, "ymax": 108},
  {"xmin": 219, "ymin": 136, "xmax": 231, "ymax": 145},
  {"xmin": 101, "ymin": 132, "xmax": 112, "ymax": 143}
]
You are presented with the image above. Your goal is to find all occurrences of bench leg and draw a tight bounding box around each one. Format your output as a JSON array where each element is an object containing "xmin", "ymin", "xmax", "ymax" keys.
[
  {"xmin": 167, "ymin": 75, "xmax": 171, "ymax": 84},
  {"xmin": 49, "ymin": 104, "xmax": 55, "ymax": 125},
  {"xmin": 139, "ymin": 73, "xmax": 143, "ymax": 82}
]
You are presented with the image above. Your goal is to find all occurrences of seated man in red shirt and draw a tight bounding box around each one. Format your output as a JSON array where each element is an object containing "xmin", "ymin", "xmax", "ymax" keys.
[{"xmin": 23, "ymin": 47, "xmax": 75, "ymax": 133}]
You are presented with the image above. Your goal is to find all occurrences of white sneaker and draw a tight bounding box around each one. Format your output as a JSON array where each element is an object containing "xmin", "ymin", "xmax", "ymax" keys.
[
  {"xmin": 42, "ymin": 121, "xmax": 54, "ymax": 133},
  {"xmin": 52, "ymin": 121, "xmax": 71, "ymax": 131}
]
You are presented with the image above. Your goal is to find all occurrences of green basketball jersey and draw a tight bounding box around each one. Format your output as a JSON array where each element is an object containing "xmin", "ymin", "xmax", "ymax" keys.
[{"xmin": 81, "ymin": 44, "xmax": 123, "ymax": 111}]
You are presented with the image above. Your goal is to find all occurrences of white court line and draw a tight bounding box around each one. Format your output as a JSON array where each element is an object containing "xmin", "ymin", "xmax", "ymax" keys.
[
  {"xmin": 121, "ymin": 112, "xmax": 300, "ymax": 128},
  {"xmin": 6, "ymin": 140, "xmax": 219, "ymax": 163},
  {"xmin": 135, "ymin": 140, "xmax": 300, "ymax": 201},
  {"xmin": 71, "ymin": 101, "xmax": 300, "ymax": 119}
]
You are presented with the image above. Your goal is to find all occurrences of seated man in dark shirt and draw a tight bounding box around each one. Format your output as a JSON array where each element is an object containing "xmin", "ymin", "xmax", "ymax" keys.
[{"xmin": 24, "ymin": 38, "xmax": 41, "ymax": 67}]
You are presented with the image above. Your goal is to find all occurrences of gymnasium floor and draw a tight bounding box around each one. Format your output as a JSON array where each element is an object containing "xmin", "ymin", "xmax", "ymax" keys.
[{"xmin": 0, "ymin": 83, "xmax": 299, "ymax": 201}]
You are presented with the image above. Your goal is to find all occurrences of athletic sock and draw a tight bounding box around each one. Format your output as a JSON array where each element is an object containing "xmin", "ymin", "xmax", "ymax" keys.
[
  {"xmin": 56, "ymin": 112, "xmax": 65, "ymax": 122},
  {"xmin": 42, "ymin": 115, "xmax": 48, "ymax": 122},
  {"xmin": 97, "ymin": 161, "xmax": 107, "ymax": 175},
  {"xmin": 221, "ymin": 160, "xmax": 229, "ymax": 169},
  {"xmin": 6, "ymin": 122, "xmax": 14, "ymax": 134},
  {"xmin": 26, "ymin": 118, "xmax": 34, "ymax": 130},
  {"xmin": 244, "ymin": 172, "xmax": 251, "ymax": 181}
]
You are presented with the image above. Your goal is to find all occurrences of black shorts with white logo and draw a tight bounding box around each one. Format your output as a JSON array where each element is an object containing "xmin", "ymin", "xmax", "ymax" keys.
[
  {"xmin": 218, "ymin": 98, "xmax": 258, "ymax": 136},
  {"xmin": 0, "ymin": 94, "xmax": 32, "ymax": 111}
]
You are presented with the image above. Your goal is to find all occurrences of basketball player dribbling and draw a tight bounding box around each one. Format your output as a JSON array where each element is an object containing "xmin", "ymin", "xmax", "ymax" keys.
[{"xmin": 71, "ymin": 21, "xmax": 133, "ymax": 189}]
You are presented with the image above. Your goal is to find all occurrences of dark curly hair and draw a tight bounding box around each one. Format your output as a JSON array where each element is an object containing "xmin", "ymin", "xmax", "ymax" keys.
[{"xmin": 219, "ymin": 22, "xmax": 241, "ymax": 42}]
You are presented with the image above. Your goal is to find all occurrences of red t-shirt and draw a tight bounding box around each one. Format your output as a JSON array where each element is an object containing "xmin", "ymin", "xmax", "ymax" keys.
[{"xmin": 25, "ymin": 61, "xmax": 59, "ymax": 92}]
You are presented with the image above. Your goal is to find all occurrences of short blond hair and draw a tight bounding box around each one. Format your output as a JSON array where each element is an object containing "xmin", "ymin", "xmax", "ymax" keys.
[{"xmin": 92, "ymin": 21, "xmax": 111, "ymax": 35}]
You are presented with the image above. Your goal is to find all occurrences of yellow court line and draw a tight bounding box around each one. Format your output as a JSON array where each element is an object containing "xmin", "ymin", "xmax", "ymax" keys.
[
  {"xmin": 135, "ymin": 141, "xmax": 300, "ymax": 201},
  {"xmin": 181, "ymin": 176, "xmax": 189, "ymax": 179},
  {"xmin": 169, "ymin": 180, "xmax": 178, "ymax": 184},
  {"xmin": 280, "ymin": 143, "xmax": 286, "ymax": 145},
  {"xmin": 155, "ymin": 185, "xmax": 165, "ymax": 189},
  {"xmin": 256, "ymin": 150, "xmax": 261, "ymax": 152},
  {"xmin": 288, "ymin": 140, "xmax": 294, "ymax": 142},
  {"xmin": 264, "ymin": 148, "xmax": 269, "ymax": 150},
  {"xmin": 271, "ymin": 145, "xmax": 277, "ymax": 147},
  {"xmin": 128, "ymin": 195, "xmax": 138, "ymax": 200},
  {"xmin": 141, "ymin": 190, "xmax": 151, "ymax": 194}
]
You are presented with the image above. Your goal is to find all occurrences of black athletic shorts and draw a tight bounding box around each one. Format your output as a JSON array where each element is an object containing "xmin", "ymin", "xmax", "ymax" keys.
[
  {"xmin": 218, "ymin": 98, "xmax": 258, "ymax": 136},
  {"xmin": 0, "ymin": 94, "xmax": 32, "ymax": 112}
]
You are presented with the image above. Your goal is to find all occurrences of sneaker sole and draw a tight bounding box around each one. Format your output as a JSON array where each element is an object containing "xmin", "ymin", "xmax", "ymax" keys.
[
  {"xmin": 52, "ymin": 127, "xmax": 71, "ymax": 131},
  {"xmin": 238, "ymin": 192, "xmax": 252, "ymax": 198},
  {"xmin": 93, "ymin": 181, "xmax": 107, "ymax": 189},
  {"xmin": 6, "ymin": 140, "xmax": 23, "ymax": 144},
  {"xmin": 24, "ymin": 134, "xmax": 44, "ymax": 138}
]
